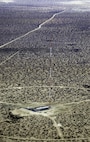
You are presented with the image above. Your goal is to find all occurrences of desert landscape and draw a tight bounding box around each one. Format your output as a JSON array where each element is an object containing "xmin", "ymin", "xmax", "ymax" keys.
[{"xmin": 0, "ymin": 3, "xmax": 90, "ymax": 142}]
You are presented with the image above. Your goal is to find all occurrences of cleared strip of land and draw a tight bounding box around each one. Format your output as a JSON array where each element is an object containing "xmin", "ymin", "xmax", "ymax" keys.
[
  {"xmin": 0, "ymin": 85, "xmax": 88, "ymax": 91},
  {"xmin": 0, "ymin": 51, "xmax": 19, "ymax": 66},
  {"xmin": 0, "ymin": 99, "xmax": 90, "ymax": 107},
  {"xmin": 0, "ymin": 10, "xmax": 65, "ymax": 49}
]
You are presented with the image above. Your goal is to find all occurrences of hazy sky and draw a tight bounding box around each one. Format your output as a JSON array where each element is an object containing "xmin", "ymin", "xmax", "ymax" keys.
[{"xmin": 0, "ymin": 0, "xmax": 90, "ymax": 6}]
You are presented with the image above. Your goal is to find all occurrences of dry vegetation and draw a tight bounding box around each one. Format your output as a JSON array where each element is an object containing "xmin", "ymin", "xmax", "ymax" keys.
[
  {"xmin": 0, "ymin": 5, "xmax": 54, "ymax": 46},
  {"xmin": 0, "ymin": 5, "xmax": 90, "ymax": 142},
  {"xmin": 0, "ymin": 101, "xmax": 90, "ymax": 142},
  {"xmin": 0, "ymin": 87, "xmax": 89, "ymax": 103}
]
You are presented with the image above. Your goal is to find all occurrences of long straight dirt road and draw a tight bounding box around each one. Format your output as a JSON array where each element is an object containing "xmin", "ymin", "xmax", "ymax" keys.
[{"xmin": 0, "ymin": 10, "xmax": 65, "ymax": 49}]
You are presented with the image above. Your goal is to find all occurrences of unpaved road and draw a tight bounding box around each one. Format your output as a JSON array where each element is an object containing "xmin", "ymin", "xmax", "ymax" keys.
[
  {"xmin": 0, "ymin": 10, "xmax": 65, "ymax": 65},
  {"xmin": 0, "ymin": 51, "xmax": 19, "ymax": 66},
  {"xmin": 10, "ymin": 107, "xmax": 64, "ymax": 139},
  {"xmin": 0, "ymin": 10, "xmax": 65, "ymax": 49}
]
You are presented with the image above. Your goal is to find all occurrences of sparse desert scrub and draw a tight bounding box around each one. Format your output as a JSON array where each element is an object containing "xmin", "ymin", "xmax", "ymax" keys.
[
  {"xmin": 0, "ymin": 106, "xmax": 59, "ymax": 139},
  {"xmin": 55, "ymin": 101, "xmax": 90, "ymax": 139},
  {"xmin": 0, "ymin": 86, "xmax": 89, "ymax": 104},
  {"xmin": 0, "ymin": 6, "xmax": 54, "ymax": 46},
  {"xmin": 0, "ymin": 7, "xmax": 90, "ymax": 142}
]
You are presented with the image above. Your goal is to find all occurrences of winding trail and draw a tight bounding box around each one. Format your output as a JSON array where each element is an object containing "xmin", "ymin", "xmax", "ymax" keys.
[
  {"xmin": 48, "ymin": 116, "xmax": 63, "ymax": 139},
  {"xmin": 0, "ymin": 10, "xmax": 65, "ymax": 49},
  {"xmin": 0, "ymin": 99, "xmax": 90, "ymax": 139}
]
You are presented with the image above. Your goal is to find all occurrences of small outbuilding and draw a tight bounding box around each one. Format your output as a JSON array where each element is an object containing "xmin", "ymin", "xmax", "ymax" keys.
[{"xmin": 25, "ymin": 106, "xmax": 50, "ymax": 112}]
